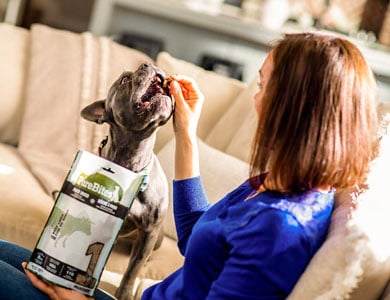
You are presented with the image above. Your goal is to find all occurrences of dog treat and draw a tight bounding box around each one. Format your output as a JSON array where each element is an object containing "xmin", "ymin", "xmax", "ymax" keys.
[
  {"xmin": 26, "ymin": 150, "xmax": 147, "ymax": 296},
  {"xmin": 163, "ymin": 76, "xmax": 173, "ymax": 89}
]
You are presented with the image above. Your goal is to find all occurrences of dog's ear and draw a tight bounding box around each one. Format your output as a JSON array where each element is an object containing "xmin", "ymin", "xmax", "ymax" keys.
[{"xmin": 81, "ymin": 100, "xmax": 111, "ymax": 124}]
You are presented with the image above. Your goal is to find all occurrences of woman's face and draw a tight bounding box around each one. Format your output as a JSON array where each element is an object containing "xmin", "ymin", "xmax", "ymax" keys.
[{"xmin": 254, "ymin": 52, "xmax": 274, "ymax": 113}]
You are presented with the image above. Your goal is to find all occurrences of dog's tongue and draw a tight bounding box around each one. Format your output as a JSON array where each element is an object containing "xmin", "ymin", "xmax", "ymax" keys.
[{"xmin": 133, "ymin": 100, "xmax": 150, "ymax": 114}]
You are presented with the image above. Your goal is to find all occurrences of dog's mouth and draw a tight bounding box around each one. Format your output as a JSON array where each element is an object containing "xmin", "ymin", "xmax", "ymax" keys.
[
  {"xmin": 134, "ymin": 73, "xmax": 173, "ymax": 116},
  {"xmin": 148, "ymin": 74, "xmax": 170, "ymax": 97}
]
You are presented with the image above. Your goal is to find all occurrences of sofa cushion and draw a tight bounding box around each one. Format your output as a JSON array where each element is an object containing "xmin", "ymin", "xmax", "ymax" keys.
[
  {"xmin": 0, "ymin": 23, "xmax": 29, "ymax": 146},
  {"xmin": 288, "ymin": 114, "xmax": 390, "ymax": 300},
  {"xmin": 156, "ymin": 138, "xmax": 249, "ymax": 240},
  {"xmin": 18, "ymin": 24, "xmax": 154, "ymax": 195},
  {"xmin": 0, "ymin": 143, "xmax": 53, "ymax": 250},
  {"xmin": 205, "ymin": 77, "xmax": 258, "ymax": 162},
  {"xmin": 155, "ymin": 52, "xmax": 246, "ymax": 152}
]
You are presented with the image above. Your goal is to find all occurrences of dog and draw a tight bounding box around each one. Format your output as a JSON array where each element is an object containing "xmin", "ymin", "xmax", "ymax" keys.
[{"xmin": 81, "ymin": 63, "xmax": 174, "ymax": 300}]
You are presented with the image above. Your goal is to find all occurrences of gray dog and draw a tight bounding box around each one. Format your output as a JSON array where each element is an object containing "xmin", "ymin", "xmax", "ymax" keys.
[{"xmin": 81, "ymin": 63, "xmax": 174, "ymax": 300}]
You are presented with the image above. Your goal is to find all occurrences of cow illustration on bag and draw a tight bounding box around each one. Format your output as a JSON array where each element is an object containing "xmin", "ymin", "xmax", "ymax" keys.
[{"xmin": 48, "ymin": 206, "xmax": 93, "ymax": 248}]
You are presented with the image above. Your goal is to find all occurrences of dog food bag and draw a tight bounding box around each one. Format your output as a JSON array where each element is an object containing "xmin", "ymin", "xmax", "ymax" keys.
[{"xmin": 26, "ymin": 149, "xmax": 146, "ymax": 296}]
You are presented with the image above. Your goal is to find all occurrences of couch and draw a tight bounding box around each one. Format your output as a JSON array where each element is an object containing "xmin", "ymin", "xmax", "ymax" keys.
[{"xmin": 0, "ymin": 23, "xmax": 390, "ymax": 299}]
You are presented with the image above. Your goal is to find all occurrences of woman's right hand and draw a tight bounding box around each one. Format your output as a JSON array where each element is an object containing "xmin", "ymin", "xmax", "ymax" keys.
[
  {"xmin": 169, "ymin": 75, "xmax": 204, "ymax": 140},
  {"xmin": 169, "ymin": 75, "xmax": 204, "ymax": 180}
]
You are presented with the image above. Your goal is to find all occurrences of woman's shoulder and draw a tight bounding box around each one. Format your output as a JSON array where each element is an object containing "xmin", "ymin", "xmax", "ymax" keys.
[
  {"xmin": 222, "ymin": 189, "xmax": 334, "ymax": 237},
  {"xmin": 224, "ymin": 179, "xmax": 256, "ymax": 201},
  {"xmin": 263, "ymin": 189, "xmax": 335, "ymax": 225}
]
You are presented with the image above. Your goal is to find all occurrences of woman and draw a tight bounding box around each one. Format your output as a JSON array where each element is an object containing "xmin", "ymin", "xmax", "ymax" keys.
[{"xmin": 0, "ymin": 32, "xmax": 378, "ymax": 300}]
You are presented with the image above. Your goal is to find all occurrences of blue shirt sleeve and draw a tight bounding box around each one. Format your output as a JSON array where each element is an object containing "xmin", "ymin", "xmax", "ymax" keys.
[{"xmin": 173, "ymin": 176, "xmax": 211, "ymax": 254}]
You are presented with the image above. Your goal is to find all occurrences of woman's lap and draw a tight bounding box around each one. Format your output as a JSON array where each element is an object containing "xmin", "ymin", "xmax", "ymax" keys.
[
  {"xmin": 0, "ymin": 240, "xmax": 49, "ymax": 300},
  {"xmin": 0, "ymin": 239, "xmax": 31, "ymax": 269},
  {"xmin": 0, "ymin": 240, "xmax": 115, "ymax": 300}
]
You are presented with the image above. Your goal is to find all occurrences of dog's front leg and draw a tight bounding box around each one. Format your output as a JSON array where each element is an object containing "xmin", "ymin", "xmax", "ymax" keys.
[{"xmin": 115, "ymin": 227, "xmax": 161, "ymax": 300}]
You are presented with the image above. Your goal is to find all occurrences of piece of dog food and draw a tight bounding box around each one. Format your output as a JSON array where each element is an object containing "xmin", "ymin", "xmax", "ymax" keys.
[
  {"xmin": 26, "ymin": 150, "xmax": 146, "ymax": 296},
  {"xmin": 163, "ymin": 76, "xmax": 173, "ymax": 89}
]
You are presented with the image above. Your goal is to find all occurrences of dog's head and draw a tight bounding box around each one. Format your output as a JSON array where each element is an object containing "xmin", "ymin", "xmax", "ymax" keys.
[{"xmin": 81, "ymin": 63, "xmax": 174, "ymax": 132}]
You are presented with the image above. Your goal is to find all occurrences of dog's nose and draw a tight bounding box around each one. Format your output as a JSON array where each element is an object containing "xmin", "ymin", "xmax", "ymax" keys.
[{"xmin": 133, "ymin": 101, "xmax": 150, "ymax": 114}]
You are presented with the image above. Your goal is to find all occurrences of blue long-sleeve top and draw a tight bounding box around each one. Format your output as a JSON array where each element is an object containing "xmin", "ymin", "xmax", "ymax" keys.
[{"xmin": 142, "ymin": 177, "xmax": 334, "ymax": 300}]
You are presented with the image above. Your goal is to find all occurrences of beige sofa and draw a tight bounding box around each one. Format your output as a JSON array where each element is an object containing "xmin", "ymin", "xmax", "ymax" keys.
[{"xmin": 0, "ymin": 23, "xmax": 390, "ymax": 299}]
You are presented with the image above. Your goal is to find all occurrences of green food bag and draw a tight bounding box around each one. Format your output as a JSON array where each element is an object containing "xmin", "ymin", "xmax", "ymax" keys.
[{"xmin": 26, "ymin": 150, "xmax": 146, "ymax": 296}]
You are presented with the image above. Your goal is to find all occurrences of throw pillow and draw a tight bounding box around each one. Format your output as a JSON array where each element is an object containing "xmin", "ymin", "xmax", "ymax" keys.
[
  {"xmin": 155, "ymin": 52, "xmax": 246, "ymax": 152},
  {"xmin": 156, "ymin": 137, "xmax": 249, "ymax": 240},
  {"xmin": 18, "ymin": 24, "xmax": 154, "ymax": 195},
  {"xmin": 0, "ymin": 23, "xmax": 29, "ymax": 145}
]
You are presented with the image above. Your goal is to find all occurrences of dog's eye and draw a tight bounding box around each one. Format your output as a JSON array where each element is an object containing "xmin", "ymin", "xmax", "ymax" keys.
[{"xmin": 120, "ymin": 76, "xmax": 130, "ymax": 85}]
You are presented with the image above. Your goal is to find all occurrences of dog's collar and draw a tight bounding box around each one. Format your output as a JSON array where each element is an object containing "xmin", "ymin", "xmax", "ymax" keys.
[
  {"xmin": 138, "ymin": 156, "xmax": 154, "ymax": 192},
  {"xmin": 98, "ymin": 136, "xmax": 109, "ymax": 157},
  {"xmin": 98, "ymin": 135, "xmax": 152, "ymax": 192}
]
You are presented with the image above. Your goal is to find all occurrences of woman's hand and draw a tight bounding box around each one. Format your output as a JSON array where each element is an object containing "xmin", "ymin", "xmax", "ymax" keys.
[
  {"xmin": 169, "ymin": 75, "xmax": 204, "ymax": 180},
  {"xmin": 22, "ymin": 262, "xmax": 93, "ymax": 300},
  {"xmin": 169, "ymin": 75, "xmax": 204, "ymax": 140}
]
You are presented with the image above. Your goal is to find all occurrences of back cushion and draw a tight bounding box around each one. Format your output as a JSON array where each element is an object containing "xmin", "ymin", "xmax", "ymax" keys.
[
  {"xmin": 0, "ymin": 23, "xmax": 29, "ymax": 145},
  {"xmin": 155, "ymin": 52, "xmax": 246, "ymax": 152},
  {"xmin": 205, "ymin": 77, "xmax": 258, "ymax": 162}
]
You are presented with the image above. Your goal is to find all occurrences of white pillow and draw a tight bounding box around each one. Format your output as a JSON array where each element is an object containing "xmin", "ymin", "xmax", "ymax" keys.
[
  {"xmin": 0, "ymin": 24, "xmax": 29, "ymax": 145},
  {"xmin": 156, "ymin": 138, "xmax": 249, "ymax": 240},
  {"xmin": 155, "ymin": 52, "xmax": 246, "ymax": 152}
]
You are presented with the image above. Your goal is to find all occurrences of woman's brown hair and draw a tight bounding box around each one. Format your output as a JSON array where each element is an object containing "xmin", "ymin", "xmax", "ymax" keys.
[{"xmin": 249, "ymin": 33, "xmax": 378, "ymax": 193}]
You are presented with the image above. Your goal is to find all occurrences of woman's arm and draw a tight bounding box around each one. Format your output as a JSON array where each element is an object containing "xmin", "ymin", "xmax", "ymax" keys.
[
  {"xmin": 169, "ymin": 76, "xmax": 210, "ymax": 253},
  {"xmin": 169, "ymin": 75, "xmax": 204, "ymax": 180},
  {"xmin": 173, "ymin": 177, "xmax": 211, "ymax": 254}
]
